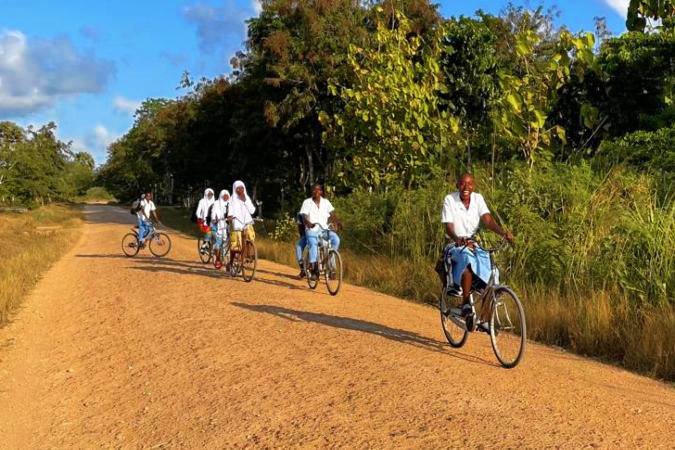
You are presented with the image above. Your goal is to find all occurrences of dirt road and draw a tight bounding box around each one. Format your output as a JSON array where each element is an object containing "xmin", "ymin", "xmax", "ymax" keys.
[{"xmin": 0, "ymin": 205, "xmax": 672, "ymax": 448}]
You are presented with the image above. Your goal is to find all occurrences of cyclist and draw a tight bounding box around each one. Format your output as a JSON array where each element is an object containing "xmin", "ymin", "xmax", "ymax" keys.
[
  {"xmin": 211, "ymin": 189, "xmax": 231, "ymax": 269},
  {"xmin": 438, "ymin": 173, "xmax": 513, "ymax": 317},
  {"xmin": 138, "ymin": 191, "xmax": 160, "ymax": 248},
  {"xmin": 300, "ymin": 183, "xmax": 341, "ymax": 281},
  {"xmin": 227, "ymin": 180, "xmax": 256, "ymax": 268},
  {"xmin": 196, "ymin": 188, "xmax": 215, "ymax": 253},
  {"xmin": 294, "ymin": 213, "xmax": 307, "ymax": 278}
]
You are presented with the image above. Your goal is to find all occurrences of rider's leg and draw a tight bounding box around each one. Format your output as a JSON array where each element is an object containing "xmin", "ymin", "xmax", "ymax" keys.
[
  {"xmin": 305, "ymin": 229, "xmax": 320, "ymax": 279},
  {"xmin": 138, "ymin": 220, "xmax": 149, "ymax": 244},
  {"xmin": 295, "ymin": 235, "xmax": 307, "ymax": 277},
  {"xmin": 460, "ymin": 268, "xmax": 472, "ymax": 307},
  {"xmin": 328, "ymin": 231, "xmax": 340, "ymax": 251}
]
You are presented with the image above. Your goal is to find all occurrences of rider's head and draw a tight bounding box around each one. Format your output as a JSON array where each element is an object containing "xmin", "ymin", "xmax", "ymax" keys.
[
  {"xmin": 311, "ymin": 183, "xmax": 323, "ymax": 200},
  {"xmin": 146, "ymin": 191, "xmax": 153, "ymax": 201},
  {"xmin": 456, "ymin": 173, "xmax": 475, "ymax": 202},
  {"xmin": 206, "ymin": 189, "xmax": 214, "ymax": 199}
]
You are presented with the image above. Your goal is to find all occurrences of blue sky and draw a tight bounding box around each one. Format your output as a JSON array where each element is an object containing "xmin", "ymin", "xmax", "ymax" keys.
[{"xmin": 0, "ymin": 0, "xmax": 628, "ymax": 164}]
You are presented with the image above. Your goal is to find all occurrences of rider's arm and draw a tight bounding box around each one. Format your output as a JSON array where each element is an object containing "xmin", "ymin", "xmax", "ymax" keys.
[
  {"xmin": 480, "ymin": 213, "xmax": 513, "ymax": 242},
  {"xmin": 302, "ymin": 213, "xmax": 313, "ymax": 229},
  {"xmin": 445, "ymin": 222, "xmax": 466, "ymax": 245}
]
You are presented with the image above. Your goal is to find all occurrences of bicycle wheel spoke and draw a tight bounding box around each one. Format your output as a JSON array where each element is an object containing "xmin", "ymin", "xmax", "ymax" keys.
[{"xmin": 490, "ymin": 287, "xmax": 526, "ymax": 368}]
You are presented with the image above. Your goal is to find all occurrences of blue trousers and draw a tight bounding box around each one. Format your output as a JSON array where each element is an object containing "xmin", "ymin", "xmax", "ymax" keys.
[
  {"xmin": 295, "ymin": 235, "xmax": 307, "ymax": 263},
  {"xmin": 138, "ymin": 220, "xmax": 153, "ymax": 243},
  {"xmin": 306, "ymin": 229, "xmax": 340, "ymax": 264}
]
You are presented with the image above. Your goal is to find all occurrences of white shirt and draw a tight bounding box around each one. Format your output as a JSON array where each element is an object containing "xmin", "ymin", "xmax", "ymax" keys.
[
  {"xmin": 139, "ymin": 199, "xmax": 156, "ymax": 223},
  {"xmin": 441, "ymin": 192, "xmax": 490, "ymax": 238},
  {"xmin": 212, "ymin": 200, "xmax": 229, "ymax": 235},
  {"xmin": 228, "ymin": 195, "xmax": 255, "ymax": 231},
  {"xmin": 300, "ymin": 197, "xmax": 334, "ymax": 230},
  {"xmin": 196, "ymin": 198, "xmax": 214, "ymax": 221}
]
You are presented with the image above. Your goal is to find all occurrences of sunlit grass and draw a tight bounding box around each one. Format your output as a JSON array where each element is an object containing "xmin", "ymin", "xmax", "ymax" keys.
[{"xmin": 0, "ymin": 204, "xmax": 82, "ymax": 325}]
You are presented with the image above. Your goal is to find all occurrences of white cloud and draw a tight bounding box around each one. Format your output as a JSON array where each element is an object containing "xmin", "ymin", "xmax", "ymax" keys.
[
  {"xmin": 0, "ymin": 30, "xmax": 115, "ymax": 117},
  {"xmin": 113, "ymin": 96, "xmax": 141, "ymax": 115},
  {"xmin": 604, "ymin": 0, "xmax": 630, "ymax": 17},
  {"xmin": 90, "ymin": 124, "xmax": 118, "ymax": 149},
  {"xmin": 252, "ymin": 0, "xmax": 262, "ymax": 15}
]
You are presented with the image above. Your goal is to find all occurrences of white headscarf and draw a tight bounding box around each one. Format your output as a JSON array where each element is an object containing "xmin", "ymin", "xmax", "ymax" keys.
[
  {"xmin": 196, "ymin": 188, "xmax": 215, "ymax": 221},
  {"xmin": 212, "ymin": 189, "xmax": 230, "ymax": 222},
  {"xmin": 229, "ymin": 180, "xmax": 256, "ymax": 230}
]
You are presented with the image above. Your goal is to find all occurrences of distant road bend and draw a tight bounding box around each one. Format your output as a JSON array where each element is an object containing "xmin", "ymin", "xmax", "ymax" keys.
[{"xmin": 0, "ymin": 205, "xmax": 672, "ymax": 448}]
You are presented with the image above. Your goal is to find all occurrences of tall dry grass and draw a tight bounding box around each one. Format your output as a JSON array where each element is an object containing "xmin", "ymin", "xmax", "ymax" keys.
[{"xmin": 0, "ymin": 204, "xmax": 82, "ymax": 325}]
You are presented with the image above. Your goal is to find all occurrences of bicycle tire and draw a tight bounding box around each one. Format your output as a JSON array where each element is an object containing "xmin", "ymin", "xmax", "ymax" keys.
[
  {"xmin": 198, "ymin": 238, "xmax": 212, "ymax": 263},
  {"xmin": 489, "ymin": 286, "xmax": 526, "ymax": 368},
  {"xmin": 324, "ymin": 250, "xmax": 343, "ymax": 296},
  {"xmin": 439, "ymin": 290, "xmax": 468, "ymax": 348},
  {"xmin": 241, "ymin": 240, "xmax": 257, "ymax": 282},
  {"xmin": 149, "ymin": 232, "xmax": 172, "ymax": 257},
  {"xmin": 121, "ymin": 233, "xmax": 140, "ymax": 257}
]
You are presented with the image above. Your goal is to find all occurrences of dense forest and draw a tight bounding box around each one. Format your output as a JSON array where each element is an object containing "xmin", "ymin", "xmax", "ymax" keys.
[{"xmin": 0, "ymin": 121, "xmax": 95, "ymax": 206}]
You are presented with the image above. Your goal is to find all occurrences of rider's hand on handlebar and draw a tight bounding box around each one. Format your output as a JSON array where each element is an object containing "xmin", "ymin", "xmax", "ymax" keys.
[{"xmin": 502, "ymin": 230, "xmax": 514, "ymax": 243}]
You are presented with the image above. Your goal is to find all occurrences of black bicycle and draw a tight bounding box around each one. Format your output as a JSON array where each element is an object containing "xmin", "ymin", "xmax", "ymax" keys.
[{"xmin": 439, "ymin": 240, "xmax": 526, "ymax": 368}]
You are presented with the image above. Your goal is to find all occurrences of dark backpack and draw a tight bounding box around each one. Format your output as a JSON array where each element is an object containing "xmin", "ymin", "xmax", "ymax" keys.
[
  {"xmin": 206, "ymin": 203, "xmax": 215, "ymax": 225},
  {"xmin": 130, "ymin": 198, "xmax": 142, "ymax": 216},
  {"xmin": 190, "ymin": 203, "xmax": 199, "ymax": 223}
]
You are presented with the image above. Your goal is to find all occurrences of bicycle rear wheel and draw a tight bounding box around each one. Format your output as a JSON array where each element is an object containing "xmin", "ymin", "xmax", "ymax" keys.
[
  {"xmin": 439, "ymin": 290, "xmax": 468, "ymax": 348},
  {"xmin": 489, "ymin": 286, "xmax": 526, "ymax": 368},
  {"xmin": 324, "ymin": 250, "xmax": 342, "ymax": 296},
  {"xmin": 198, "ymin": 238, "xmax": 212, "ymax": 263},
  {"xmin": 149, "ymin": 232, "xmax": 172, "ymax": 257},
  {"xmin": 241, "ymin": 240, "xmax": 257, "ymax": 282},
  {"xmin": 304, "ymin": 253, "xmax": 318, "ymax": 289},
  {"xmin": 121, "ymin": 233, "xmax": 140, "ymax": 257}
]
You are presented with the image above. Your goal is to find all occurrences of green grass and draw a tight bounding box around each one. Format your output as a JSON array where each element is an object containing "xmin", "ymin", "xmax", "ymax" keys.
[{"xmin": 0, "ymin": 204, "xmax": 82, "ymax": 325}]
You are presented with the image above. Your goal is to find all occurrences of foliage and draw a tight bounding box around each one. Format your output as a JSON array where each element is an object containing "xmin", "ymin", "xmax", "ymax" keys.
[
  {"xmin": 626, "ymin": 0, "xmax": 675, "ymax": 32},
  {"xmin": 323, "ymin": 12, "xmax": 460, "ymax": 189},
  {"xmin": 0, "ymin": 121, "xmax": 95, "ymax": 206}
]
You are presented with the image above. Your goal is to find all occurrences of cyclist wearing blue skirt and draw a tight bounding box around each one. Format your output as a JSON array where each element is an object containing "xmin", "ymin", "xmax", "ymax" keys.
[{"xmin": 439, "ymin": 174, "xmax": 513, "ymax": 316}]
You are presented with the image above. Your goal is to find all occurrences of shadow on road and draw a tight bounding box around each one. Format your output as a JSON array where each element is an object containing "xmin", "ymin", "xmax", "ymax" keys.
[{"xmin": 231, "ymin": 302, "xmax": 497, "ymax": 367}]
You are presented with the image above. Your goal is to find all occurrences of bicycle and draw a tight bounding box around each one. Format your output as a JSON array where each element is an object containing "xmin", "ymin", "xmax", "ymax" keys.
[
  {"xmin": 439, "ymin": 240, "xmax": 526, "ymax": 368},
  {"xmin": 121, "ymin": 222, "xmax": 172, "ymax": 257},
  {"xmin": 303, "ymin": 224, "xmax": 343, "ymax": 296},
  {"xmin": 197, "ymin": 229, "xmax": 217, "ymax": 264},
  {"xmin": 227, "ymin": 218, "xmax": 257, "ymax": 282}
]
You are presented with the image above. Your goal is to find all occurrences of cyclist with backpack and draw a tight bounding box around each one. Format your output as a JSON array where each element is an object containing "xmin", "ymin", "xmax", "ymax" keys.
[
  {"xmin": 195, "ymin": 188, "xmax": 215, "ymax": 253},
  {"xmin": 138, "ymin": 191, "xmax": 160, "ymax": 247}
]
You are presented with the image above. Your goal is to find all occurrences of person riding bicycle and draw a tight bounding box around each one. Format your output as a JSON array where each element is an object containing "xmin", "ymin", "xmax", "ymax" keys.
[
  {"xmin": 211, "ymin": 189, "xmax": 231, "ymax": 270},
  {"xmin": 295, "ymin": 213, "xmax": 308, "ymax": 279},
  {"xmin": 138, "ymin": 191, "xmax": 160, "ymax": 248},
  {"xmin": 438, "ymin": 173, "xmax": 513, "ymax": 317},
  {"xmin": 196, "ymin": 188, "xmax": 215, "ymax": 253},
  {"xmin": 300, "ymin": 184, "xmax": 341, "ymax": 281},
  {"xmin": 227, "ymin": 180, "xmax": 256, "ymax": 269}
]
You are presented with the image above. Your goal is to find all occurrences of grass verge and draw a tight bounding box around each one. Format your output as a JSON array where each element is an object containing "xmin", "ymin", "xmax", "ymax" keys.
[
  {"xmin": 0, "ymin": 204, "xmax": 83, "ymax": 325},
  {"xmin": 162, "ymin": 207, "xmax": 674, "ymax": 381}
]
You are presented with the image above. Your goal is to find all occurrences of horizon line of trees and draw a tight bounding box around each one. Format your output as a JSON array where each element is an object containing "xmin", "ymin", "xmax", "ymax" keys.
[{"xmin": 94, "ymin": 0, "xmax": 673, "ymax": 213}]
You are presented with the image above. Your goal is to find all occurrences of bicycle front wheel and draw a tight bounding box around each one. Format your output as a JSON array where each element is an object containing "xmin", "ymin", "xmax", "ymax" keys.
[
  {"xmin": 121, "ymin": 233, "xmax": 140, "ymax": 257},
  {"xmin": 489, "ymin": 286, "xmax": 526, "ymax": 368},
  {"xmin": 324, "ymin": 250, "xmax": 343, "ymax": 296},
  {"xmin": 241, "ymin": 240, "xmax": 257, "ymax": 282},
  {"xmin": 198, "ymin": 238, "xmax": 212, "ymax": 263},
  {"xmin": 439, "ymin": 290, "xmax": 468, "ymax": 348},
  {"xmin": 149, "ymin": 232, "xmax": 172, "ymax": 257}
]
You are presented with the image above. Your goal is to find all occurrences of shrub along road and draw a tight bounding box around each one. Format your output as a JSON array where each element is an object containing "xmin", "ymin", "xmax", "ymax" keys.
[{"xmin": 0, "ymin": 205, "xmax": 672, "ymax": 448}]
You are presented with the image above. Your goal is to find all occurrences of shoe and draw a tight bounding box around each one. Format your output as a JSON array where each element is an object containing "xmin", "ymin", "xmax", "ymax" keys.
[
  {"xmin": 446, "ymin": 284, "xmax": 463, "ymax": 297},
  {"xmin": 298, "ymin": 269, "xmax": 307, "ymax": 279},
  {"xmin": 477, "ymin": 321, "xmax": 490, "ymax": 333},
  {"xmin": 214, "ymin": 260, "xmax": 222, "ymax": 270},
  {"xmin": 462, "ymin": 304, "xmax": 476, "ymax": 331}
]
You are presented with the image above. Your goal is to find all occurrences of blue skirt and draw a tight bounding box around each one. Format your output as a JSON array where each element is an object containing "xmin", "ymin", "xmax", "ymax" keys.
[{"xmin": 444, "ymin": 244, "xmax": 492, "ymax": 285}]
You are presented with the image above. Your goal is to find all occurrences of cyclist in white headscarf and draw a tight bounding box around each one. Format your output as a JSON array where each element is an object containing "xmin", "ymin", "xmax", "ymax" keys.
[
  {"xmin": 227, "ymin": 180, "xmax": 256, "ymax": 267},
  {"xmin": 196, "ymin": 188, "xmax": 215, "ymax": 253},
  {"xmin": 211, "ymin": 189, "xmax": 231, "ymax": 269}
]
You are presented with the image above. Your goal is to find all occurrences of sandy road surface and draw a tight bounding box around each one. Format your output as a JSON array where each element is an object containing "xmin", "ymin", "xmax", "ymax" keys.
[{"xmin": 0, "ymin": 205, "xmax": 673, "ymax": 449}]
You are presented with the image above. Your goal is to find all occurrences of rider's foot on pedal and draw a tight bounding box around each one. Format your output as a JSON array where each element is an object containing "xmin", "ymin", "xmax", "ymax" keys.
[
  {"xmin": 298, "ymin": 269, "xmax": 307, "ymax": 279},
  {"xmin": 214, "ymin": 260, "xmax": 222, "ymax": 270},
  {"xmin": 477, "ymin": 321, "xmax": 490, "ymax": 333},
  {"xmin": 446, "ymin": 284, "xmax": 463, "ymax": 297}
]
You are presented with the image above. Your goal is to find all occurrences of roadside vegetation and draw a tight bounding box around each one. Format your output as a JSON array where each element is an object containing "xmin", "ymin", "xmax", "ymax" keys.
[{"xmin": 0, "ymin": 205, "xmax": 82, "ymax": 325}]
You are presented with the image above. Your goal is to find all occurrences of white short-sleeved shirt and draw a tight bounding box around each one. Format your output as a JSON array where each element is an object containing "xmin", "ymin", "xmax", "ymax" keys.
[
  {"xmin": 300, "ymin": 197, "xmax": 334, "ymax": 230},
  {"xmin": 140, "ymin": 199, "xmax": 156, "ymax": 223},
  {"xmin": 441, "ymin": 192, "xmax": 490, "ymax": 238}
]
